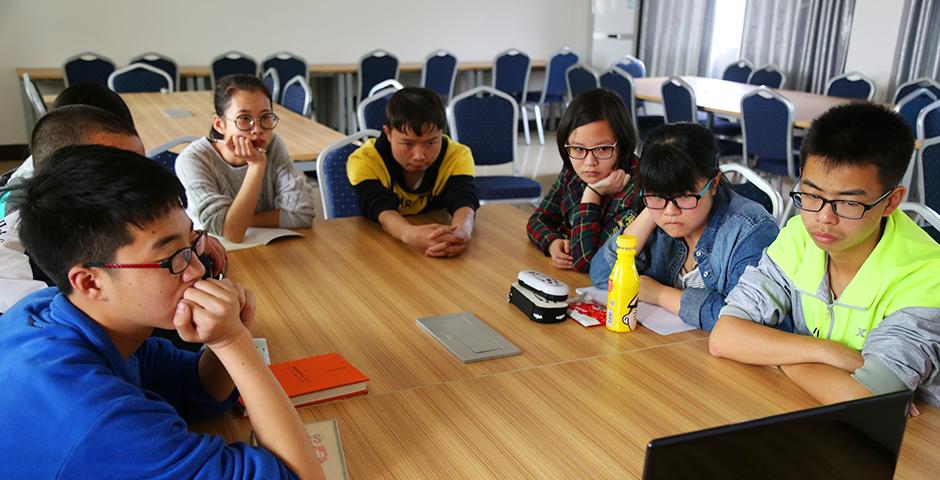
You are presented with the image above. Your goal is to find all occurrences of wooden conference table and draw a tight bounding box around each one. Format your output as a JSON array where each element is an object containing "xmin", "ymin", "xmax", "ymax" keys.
[
  {"xmin": 120, "ymin": 91, "xmax": 345, "ymax": 164},
  {"xmin": 633, "ymin": 76, "xmax": 855, "ymax": 129},
  {"xmin": 191, "ymin": 204, "xmax": 939, "ymax": 479}
]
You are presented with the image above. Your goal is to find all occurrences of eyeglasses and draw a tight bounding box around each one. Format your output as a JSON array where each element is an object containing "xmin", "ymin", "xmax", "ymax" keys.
[
  {"xmin": 565, "ymin": 142, "xmax": 618, "ymax": 160},
  {"xmin": 84, "ymin": 230, "xmax": 207, "ymax": 275},
  {"xmin": 223, "ymin": 113, "xmax": 279, "ymax": 131},
  {"xmin": 789, "ymin": 188, "xmax": 895, "ymax": 220},
  {"xmin": 642, "ymin": 177, "xmax": 715, "ymax": 210}
]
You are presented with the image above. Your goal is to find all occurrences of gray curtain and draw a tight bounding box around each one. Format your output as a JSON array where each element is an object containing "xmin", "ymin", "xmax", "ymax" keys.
[
  {"xmin": 739, "ymin": 0, "xmax": 855, "ymax": 92},
  {"xmin": 639, "ymin": 0, "xmax": 717, "ymax": 76},
  {"xmin": 892, "ymin": 0, "xmax": 940, "ymax": 96}
]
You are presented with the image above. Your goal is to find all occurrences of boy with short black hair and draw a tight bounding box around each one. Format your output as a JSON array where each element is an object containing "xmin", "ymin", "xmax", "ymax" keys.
[
  {"xmin": 347, "ymin": 87, "xmax": 478, "ymax": 257},
  {"xmin": 0, "ymin": 145, "xmax": 322, "ymax": 479},
  {"xmin": 709, "ymin": 103, "xmax": 940, "ymax": 410}
]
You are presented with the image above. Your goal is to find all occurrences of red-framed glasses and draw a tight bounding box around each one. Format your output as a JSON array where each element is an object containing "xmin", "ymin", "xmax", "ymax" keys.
[{"xmin": 83, "ymin": 230, "xmax": 207, "ymax": 275}]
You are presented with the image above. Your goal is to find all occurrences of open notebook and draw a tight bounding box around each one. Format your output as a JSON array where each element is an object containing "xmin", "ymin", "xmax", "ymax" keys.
[{"xmin": 212, "ymin": 227, "xmax": 302, "ymax": 251}]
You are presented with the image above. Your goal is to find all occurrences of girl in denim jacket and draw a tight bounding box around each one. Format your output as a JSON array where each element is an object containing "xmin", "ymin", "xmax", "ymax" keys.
[{"xmin": 589, "ymin": 123, "xmax": 779, "ymax": 331}]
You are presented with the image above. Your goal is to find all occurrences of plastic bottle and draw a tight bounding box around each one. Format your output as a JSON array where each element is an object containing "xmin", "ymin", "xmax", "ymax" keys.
[{"xmin": 607, "ymin": 234, "xmax": 639, "ymax": 332}]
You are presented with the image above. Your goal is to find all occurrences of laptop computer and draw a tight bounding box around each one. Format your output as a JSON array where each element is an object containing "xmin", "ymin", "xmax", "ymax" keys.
[{"xmin": 643, "ymin": 389, "xmax": 914, "ymax": 480}]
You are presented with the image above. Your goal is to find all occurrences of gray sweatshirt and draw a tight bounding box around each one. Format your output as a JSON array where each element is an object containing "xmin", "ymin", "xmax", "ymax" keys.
[{"xmin": 175, "ymin": 135, "xmax": 315, "ymax": 235}]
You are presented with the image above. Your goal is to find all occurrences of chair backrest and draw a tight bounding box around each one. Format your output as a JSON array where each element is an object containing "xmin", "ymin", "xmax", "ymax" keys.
[
  {"xmin": 741, "ymin": 87, "xmax": 797, "ymax": 178},
  {"xmin": 722, "ymin": 60, "xmax": 753, "ymax": 83},
  {"xmin": 316, "ymin": 130, "xmax": 380, "ymax": 220},
  {"xmin": 537, "ymin": 47, "xmax": 579, "ymax": 104},
  {"xmin": 368, "ymin": 79, "xmax": 404, "ymax": 98},
  {"xmin": 600, "ymin": 67, "xmax": 637, "ymax": 132},
  {"xmin": 614, "ymin": 55, "xmax": 646, "ymax": 78},
  {"xmin": 900, "ymin": 201, "xmax": 940, "ymax": 243},
  {"xmin": 62, "ymin": 52, "xmax": 116, "ymax": 87},
  {"xmin": 825, "ymin": 71, "xmax": 875, "ymax": 100},
  {"xmin": 261, "ymin": 68, "xmax": 281, "ymax": 104},
  {"xmin": 895, "ymin": 88, "xmax": 938, "ymax": 134},
  {"xmin": 894, "ymin": 77, "xmax": 940, "ymax": 104},
  {"xmin": 748, "ymin": 64, "xmax": 786, "ymax": 88},
  {"xmin": 421, "ymin": 49, "xmax": 458, "ymax": 101},
  {"xmin": 358, "ymin": 49, "xmax": 399, "ymax": 100},
  {"xmin": 261, "ymin": 52, "xmax": 308, "ymax": 100},
  {"xmin": 108, "ymin": 63, "xmax": 174, "ymax": 93},
  {"xmin": 129, "ymin": 52, "xmax": 179, "ymax": 90},
  {"xmin": 661, "ymin": 76, "xmax": 697, "ymax": 124},
  {"xmin": 146, "ymin": 135, "xmax": 199, "ymax": 173},
  {"xmin": 281, "ymin": 75, "xmax": 312, "ymax": 117},
  {"xmin": 210, "ymin": 51, "xmax": 258, "ymax": 87},
  {"xmin": 447, "ymin": 86, "xmax": 518, "ymax": 170},
  {"xmin": 22, "ymin": 73, "xmax": 47, "ymax": 119},
  {"xmin": 492, "ymin": 48, "xmax": 531, "ymax": 103},
  {"xmin": 565, "ymin": 64, "xmax": 601, "ymax": 101},
  {"xmin": 917, "ymin": 137, "xmax": 940, "ymax": 214},
  {"xmin": 719, "ymin": 162, "xmax": 783, "ymax": 221},
  {"xmin": 357, "ymin": 87, "xmax": 398, "ymax": 131},
  {"xmin": 916, "ymin": 100, "xmax": 940, "ymax": 140}
]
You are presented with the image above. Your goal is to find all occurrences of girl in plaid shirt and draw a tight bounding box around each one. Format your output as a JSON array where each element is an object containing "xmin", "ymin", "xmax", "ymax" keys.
[{"xmin": 526, "ymin": 89, "xmax": 640, "ymax": 272}]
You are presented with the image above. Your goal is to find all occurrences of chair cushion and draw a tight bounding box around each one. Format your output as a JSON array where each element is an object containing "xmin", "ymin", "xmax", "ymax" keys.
[{"xmin": 475, "ymin": 176, "xmax": 541, "ymax": 201}]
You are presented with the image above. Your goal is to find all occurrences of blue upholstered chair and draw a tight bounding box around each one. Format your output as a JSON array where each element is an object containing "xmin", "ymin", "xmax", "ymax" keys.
[
  {"xmin": 661, "ymin": 77, "xmax": 700, "ymax": 124},
  {"xmin": 357, "ymin": 85, "xmax": 400, "ymax": 131},
  {"xmin": 894, "ymin": 77, "xmax": 940, "ymax": 104},
  {"xmin": 210, "ymin": 51, "xmax": 258, "ymax": 86},
  {"xmin": 915, "ymin": 138, "xmax": 940, "ymax": 216},
  {"xmin": 262, "ymin": 52, "xmax": 308, "ymax": 103},
  {"xmin": 421, "ymin": 49, "xmax": 458, "ymax": 101},
  {"xmin": 261, "ymin": 68, "xmax": 280, "ymax": 104},
  {"xmin": 148, "ymin": 136, "xmax": 199, "ymax": 173},
  {"xmin": 722, "ymin": 60, "xmax": 754, "ymax": 84},
  {"xmin": 129, "ymin": 52, "xmax": 179, "ymax": 91},
  {"xmin": 525, "ymin": 47, "xmax": 579, "ymax": 145},
  {"xmin": 493, "ymin": 48, "xmax": 535, "ymax": 145},
  {"xmin": 900, "ymin": 201, "xmax": 940, "ymax": 243},
  {"xmin": 599, "ymin": 67, "xmax": 663, "ymax": 138},
  {"xmin": 316, "ymin": 130, "xmax": 381, "ymax": 220},
  {"xmin": 108, "ymin": 63, "xmax": 174, "ymax": 93},
  {"xmin": 358, "ymin": 49, "xmax": 399, "ymax": 101},
  {"xmin": 282, "ymin": 75, "xmax": 312, "ymax": 117},
  {"xmin": 748, "ymin": 65, "xmax": 786, "ymax": 88},
  {"xmin": 896, "ymin": 88, "xmax": 938, "ymax": 134},
  {"xmin": 565, "ymin": 64, "xmax": 600, "ymax": 101},
  {"xmin": 613, "ymin": 55, "xmax": 647, "ymax": 79},
  {"xmin": 916, "ymin": 100, "xmax": 940, "ymax": 140},
  {"xmin": 825, "ymin": 71, "xmax": 875, "ymax": 100},
  {"xmin": 741, "ymin": 87, "xmax": 799, "ymax": 179},
  {"xmin": 447, "ymin": 86, "xmax": 541, "ymax": 204},
  {"xmin": 719, "ymin": 162, "xmax": 783, "ymax": 222},
  {"xmin": 63, "ymin": 52, "xmax": 116, "ymax": 87}
]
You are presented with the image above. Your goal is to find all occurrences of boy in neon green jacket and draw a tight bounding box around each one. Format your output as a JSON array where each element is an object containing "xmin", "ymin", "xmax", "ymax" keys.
[{"xmin": 709, "ymin": 103, "xmax": 940, "ymax": 411}]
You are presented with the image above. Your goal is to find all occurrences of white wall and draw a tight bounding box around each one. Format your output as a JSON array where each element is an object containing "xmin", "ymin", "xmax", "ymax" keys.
[
  {"xmin": 0, "ymin": 0, "xmax": 592, "ymax": 146},
  {"xmin": 843, "ymin": 0, "xmax": 906, "ymax": 102}
]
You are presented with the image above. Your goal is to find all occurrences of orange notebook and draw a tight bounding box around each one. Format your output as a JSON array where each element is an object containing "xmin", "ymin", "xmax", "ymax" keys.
[{"xmin": 270, "ymin": 353, "xmax": 369, "ymax": 408}]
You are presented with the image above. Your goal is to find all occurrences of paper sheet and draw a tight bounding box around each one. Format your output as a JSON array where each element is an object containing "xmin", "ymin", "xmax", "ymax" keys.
[
  {"xmin": 213, "ymin": 227, "xmax": 302, "ymax": 251},
  {"xmin": 575, "ymin": 286, "xmax": 697, "ymax": 335}
]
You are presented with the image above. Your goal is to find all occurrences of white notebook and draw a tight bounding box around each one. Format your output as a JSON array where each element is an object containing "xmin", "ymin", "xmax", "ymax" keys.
[{"xmin": 212, "ymin": 228, "xmax": 302, "ymax": 251}]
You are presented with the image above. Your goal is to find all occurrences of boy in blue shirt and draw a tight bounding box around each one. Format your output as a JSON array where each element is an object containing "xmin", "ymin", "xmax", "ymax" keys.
[{"xmin": 0, "ymin": 146, "xmax": 323, "ymax": 479}]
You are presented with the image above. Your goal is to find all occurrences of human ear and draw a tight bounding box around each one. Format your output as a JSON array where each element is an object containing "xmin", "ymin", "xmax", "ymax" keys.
[
  {"xmin": 68, "ymin": 266, "xmax": 108, "ymax": 302},
  {"xmin": 882, "ymin": 186, "xmax": 906, "ymax": 217},
  {"xmin": 212, "ymin": 115, "xmax": 226, "ymax": 137}
]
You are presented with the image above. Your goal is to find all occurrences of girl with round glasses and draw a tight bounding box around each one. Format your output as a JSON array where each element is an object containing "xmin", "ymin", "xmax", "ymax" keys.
[
  {"xmin": 526, "ymin": 89, "xmax": 641, "ymax": 272},
  {"xmin": 175, "ymin": 75, "xmax": 315, "ymax": 243},
  {"xmin": 590, "ymin": 123, "xmax": 779, "ymax": 331}
]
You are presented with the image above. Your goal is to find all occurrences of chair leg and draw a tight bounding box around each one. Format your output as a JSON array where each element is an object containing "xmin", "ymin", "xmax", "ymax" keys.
[
  {"xmin": 779, "ymin": 196, "xmax": 795, "ymax": 227},
  {"xmin": 521, "ymin": 105, "xmax": 532, "ymax": 145},
  {"xmin": 534, "ymin": 104, "xmax": 545, "ymax": 145}
]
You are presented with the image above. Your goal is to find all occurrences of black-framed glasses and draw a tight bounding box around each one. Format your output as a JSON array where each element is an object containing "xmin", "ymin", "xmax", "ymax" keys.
[
  {"xmin": 564, "ymin": 142, "xmax": 619, "ymax": 160},
  {"xmin": 84, "ymin": 230, "xmax": 208, "ymax": 275},
  {"xmin": 642, "ymin": 177, "xmax": 715, "ymax": 210},
  {"xmin": 789, "ymin": 188, "xmax": 895, "ymax": 220},
  {"xmin": 223, "ymin": 113, "xmax": 279, "ymax": 131}
]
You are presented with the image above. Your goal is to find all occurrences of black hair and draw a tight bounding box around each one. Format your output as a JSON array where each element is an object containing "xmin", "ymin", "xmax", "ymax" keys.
[
  {"xmin": 639, "ymin": 122, "xmax": 723, "ymax": 196},
  {"xmin": 556, "ymin": 88, "xmax": 638, "ymax": 171},
  {"xmin": 800, "ymin": 102, "xmax": 914, "ymax": 189},
  {"xmin": 210, "ymin": 74, "xmax": 273, "ymax": 140},
  {"xmin": 18, "ymin": 145, "xmax": 187, "ymax": 295},
  {"xmin": 29, "ymin": 105, "xmax": 139, "ymax": 169},
  {"xmin": 385, "ymin": 87, "xmax": 446, "ymax": 135},
  {"xmin": 52, "ymin": 81, "xmax": 136, "ymax": 128}
]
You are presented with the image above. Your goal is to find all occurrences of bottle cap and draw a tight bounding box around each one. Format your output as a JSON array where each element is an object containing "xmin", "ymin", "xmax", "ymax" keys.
[{"xmin": 616, "ymin": 234, "xmax": 637, "ymax": 249}]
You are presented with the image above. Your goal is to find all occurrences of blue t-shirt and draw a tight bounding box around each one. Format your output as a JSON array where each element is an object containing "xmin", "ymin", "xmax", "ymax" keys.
[{"xmin": 0, "ymin": 288, "xmax": 297, "ymax": 479}]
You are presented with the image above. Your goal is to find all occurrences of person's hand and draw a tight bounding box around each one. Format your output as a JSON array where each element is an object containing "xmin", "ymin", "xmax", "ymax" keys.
[
  {"xmin": 231, "ymin": 281, "xmax": 256, "ymax": 332},
  {"xmin": 821, "ymin": 340, "xmax": 865, "ymax": 372},
  {"xmin": 589, "ymin": 169, "xmax": 630, "ymax": 196},
  {"xmin": 174, "ymin": 278, "xmax": 251, "ymax": 349},
  {"xmin": 402, "ymin": 223, "xmax": 456, "ymax": 252},
  {"xmin": 425, "ymin": 225, "xmax": 470, "ymax": 258},
  {"xmin": 216, "ymin": 134, "xmax": 267, "ymax": 167},
  {"xmin": 548, "ymin": 238, "xmax": 573, "ymax": 269},
  {"xmin": 638, "ymin": 275, "xmax": 662, "ymax": 304},
  {"xmin": 204, "ymin": 235, "xmax": 228, "ymax": 278}
]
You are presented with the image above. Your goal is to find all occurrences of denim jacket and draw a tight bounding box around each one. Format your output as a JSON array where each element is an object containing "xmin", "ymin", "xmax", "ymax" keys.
[{"xmin": 589, "ymin": 188, "xmax": 779, "ymax": 331}]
